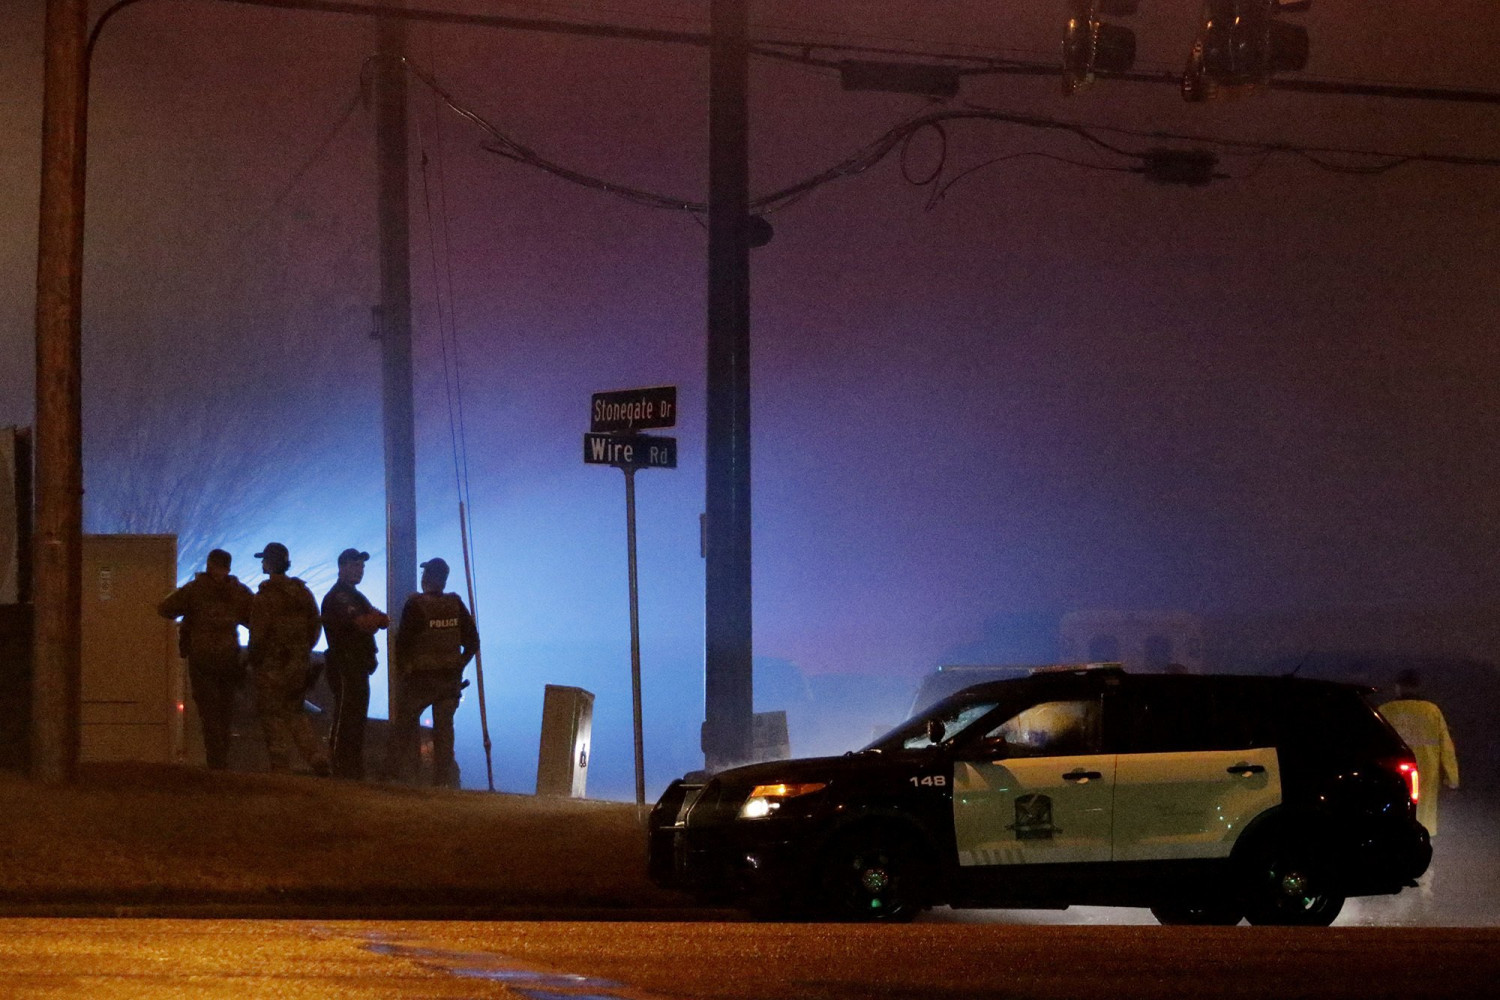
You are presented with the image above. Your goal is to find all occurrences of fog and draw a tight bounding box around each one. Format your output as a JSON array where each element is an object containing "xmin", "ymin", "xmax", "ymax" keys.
[{"xmin": 3, "ymin": 2, "xmax": 1500, "ymax": 803}]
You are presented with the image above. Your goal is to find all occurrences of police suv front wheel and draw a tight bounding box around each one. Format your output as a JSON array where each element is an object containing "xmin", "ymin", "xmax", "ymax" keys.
[{"xmin": 815, "ymin": 828, "xmax": 927, "ymax": 922}]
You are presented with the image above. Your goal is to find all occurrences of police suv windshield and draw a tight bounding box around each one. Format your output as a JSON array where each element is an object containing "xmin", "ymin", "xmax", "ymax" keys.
[{"xmin": 862, "ymin": 695, "xmax": 1003, "ymax": 753}]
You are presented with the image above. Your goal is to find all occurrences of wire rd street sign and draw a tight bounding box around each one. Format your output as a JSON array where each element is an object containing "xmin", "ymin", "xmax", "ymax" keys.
[
  {"xmin": 583, "ymin": 432, "xmax": 677, "ymax": 469},
  {"xmin": 590, "ymin": 385, "xmax": 677, "ymax": 433}
]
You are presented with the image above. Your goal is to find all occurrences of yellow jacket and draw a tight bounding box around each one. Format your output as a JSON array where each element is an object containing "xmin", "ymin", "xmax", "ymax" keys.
[{"xmin": 1380, "ymin": 698, "xmax": 1459, "ymax": 835}]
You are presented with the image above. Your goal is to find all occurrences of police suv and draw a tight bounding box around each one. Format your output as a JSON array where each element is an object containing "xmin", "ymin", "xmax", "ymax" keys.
[{"xmin": 648, "ymin": 666, "xmax": 1431, "ymax": 925}]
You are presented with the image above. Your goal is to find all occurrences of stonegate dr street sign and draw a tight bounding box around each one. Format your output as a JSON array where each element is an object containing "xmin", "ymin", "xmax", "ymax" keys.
[{"xmin": 590, "ymin": 385, "xmax": 677, "ymax": 434}]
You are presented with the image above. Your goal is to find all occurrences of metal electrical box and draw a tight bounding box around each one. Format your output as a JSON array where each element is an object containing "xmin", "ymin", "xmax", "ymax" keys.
[
  {"xmin": 536, "ymin": 684, "xmax": 593, "ymax": 797},
  {"xmin": 80, "ymin": 534, "xmax": 185, "ymax": 764},
  {"xmin": 752, "ymin": 710, "xmax": 791, "ymax": 761}
]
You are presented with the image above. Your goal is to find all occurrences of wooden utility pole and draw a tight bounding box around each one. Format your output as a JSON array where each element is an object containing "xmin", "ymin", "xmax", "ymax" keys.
[
  {"xmin": 376, "ymin": 1, "xmax": 418, "ymax": 712},
  {"xmin": 702, "ymin": 0, "xmax": 754, "ymax": 772},
  {"xmin": 31, "ymin": 0, "xmax": 90, "ymax": 784}
]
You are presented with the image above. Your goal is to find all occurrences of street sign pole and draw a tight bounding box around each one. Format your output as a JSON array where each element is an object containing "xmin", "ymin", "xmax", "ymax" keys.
[
  {"xmin": 622, "ymin": 466, "xmax": 645, "ymax": 809},
  {"xmin": 585, "ymin": 385, "xmax": 676, "ymax": 809}
]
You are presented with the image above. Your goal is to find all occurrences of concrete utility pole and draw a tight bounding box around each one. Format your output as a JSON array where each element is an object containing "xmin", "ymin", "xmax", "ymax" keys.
[
  {"xmin": 375, "ymin": 1, "xmax": 418, "ymax": 711},
  {"xmin": 702, "ymin": 0, "xmax": 754, "ymax": 772},
  {"xmin": 32, "ymin": 0, "xmax": 90, "ymax": 783}
]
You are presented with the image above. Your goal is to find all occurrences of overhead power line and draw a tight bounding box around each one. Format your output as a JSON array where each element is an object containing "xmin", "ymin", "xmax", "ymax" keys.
[
  {"xmin": 84, "ymin": 0, "xmax": 1500, "ymax": 216},
  {"xmin": 244, "ymin": 89, "xmax": 362, "ymax": 233},
  {"xmin": 402, "ymin": 58, "xmax": 702, "ymax": 212},
  {"xmin": 87, "ymin": 0, "xmax": 708, "ymax": 64},
  {"xmin": 90, "ymin": 0, "xmax": 1500, "ymax": 107},
  {"xmin": 397, "ymin": 58, "xmax": 1500, "ymax": 215}
]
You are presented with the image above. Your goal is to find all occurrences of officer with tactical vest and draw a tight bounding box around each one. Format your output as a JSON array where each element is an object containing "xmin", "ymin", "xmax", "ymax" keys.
[
  {"xmin": 157, "ymin": 548, "xmax": 253, "ymax": 769},
  {"xmin": 248, "ymin": 542, "xmax": 330, "ymax": 777},
  {"xmin": 386, "ymin": 557, "xmax": 478, "ymax": 787}
]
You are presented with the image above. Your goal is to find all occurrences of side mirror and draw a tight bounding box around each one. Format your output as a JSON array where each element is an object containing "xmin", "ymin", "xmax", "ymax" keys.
[{"xmin": 925, "ymin": 718, "xmax": 946, "ymax": 745}]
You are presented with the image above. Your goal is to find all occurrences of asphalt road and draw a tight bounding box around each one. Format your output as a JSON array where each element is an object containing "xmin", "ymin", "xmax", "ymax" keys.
[{"xmin": 2, "ymin": 918, "xmax": 1496, "ymax": 999}]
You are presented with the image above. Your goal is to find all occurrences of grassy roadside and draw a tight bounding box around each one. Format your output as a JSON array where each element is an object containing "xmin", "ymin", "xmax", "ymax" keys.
[{"xmin": 0, "ymin": 763, "xmax": 689, "ymax": 911}]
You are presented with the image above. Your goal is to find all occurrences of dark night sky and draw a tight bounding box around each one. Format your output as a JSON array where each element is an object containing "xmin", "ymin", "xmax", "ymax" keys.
[{"xmin": 3, "ymin": 1, "xmax": 1500, "ymax": 794}]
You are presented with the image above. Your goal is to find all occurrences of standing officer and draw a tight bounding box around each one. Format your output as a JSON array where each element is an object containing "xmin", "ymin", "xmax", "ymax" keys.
[
  {"xmin": 157, "ymin": 548, "xmax": 253, "ymax": 769},
  {"xmin": 387, "ymin": 557, "xmax": 478, "ymax": 787},
  {"xmin": 247, "ymin": 542, "xmax": 330, "ymax": 776},
  {"xmin": 321, "ymin": 547, "xmax": 389, "ymax": 779},
  {"xmin": 1382, "ymin": 669, "xmax": 1460, "ymax": 836},
  {"xmin": 1381, "ymin": 668, "xmax": 1460, "ymax": 920}
]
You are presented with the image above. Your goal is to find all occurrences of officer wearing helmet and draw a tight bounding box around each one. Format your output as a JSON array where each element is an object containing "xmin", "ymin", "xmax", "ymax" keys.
[
  {"xmin": 386, "ymin": 557, "xmax": 479, "ymax": 787},
  {"xmin": 247, "ymin": 542, "xmax": 330, "ymax": 776}
]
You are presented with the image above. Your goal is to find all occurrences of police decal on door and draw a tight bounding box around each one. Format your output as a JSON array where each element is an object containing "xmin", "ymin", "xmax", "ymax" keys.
[{"xmin": 1007, "ymin": 793, "xmax": 1059, "ymax": 840}]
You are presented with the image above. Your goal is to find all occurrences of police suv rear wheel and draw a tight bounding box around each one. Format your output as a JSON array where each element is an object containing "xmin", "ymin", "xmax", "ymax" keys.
[
  {"xmin": 816, "ymin": 828, "xmax": 925, "ymax": 922},
  {"xmin": 1244, "ymin": 847, "xmax": 1344, "ymax": 926}
]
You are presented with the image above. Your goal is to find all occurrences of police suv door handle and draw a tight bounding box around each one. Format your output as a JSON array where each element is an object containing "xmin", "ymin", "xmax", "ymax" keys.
[
  {"xmin": 1226, "ymin": 763, "xmax": 1266, "ymax": 776},
  {"xmin": 1062, "ymin": 769, "xmax": 1103, "ymax": 782}
]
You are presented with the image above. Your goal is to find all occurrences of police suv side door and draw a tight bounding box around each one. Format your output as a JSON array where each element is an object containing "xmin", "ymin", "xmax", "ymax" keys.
[
  {"xmin": 1109, "ymin": 679, "xmax": 1282, "ymax": 862},
  {"xmin": 952, "ymin": 695, "xmax": 1115, "ymax": 867}
]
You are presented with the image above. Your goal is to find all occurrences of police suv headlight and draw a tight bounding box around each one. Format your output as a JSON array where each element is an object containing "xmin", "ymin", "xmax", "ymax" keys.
[{"xmin": 737, "ymin": 782, "xmax": 826, "ymax": 820}]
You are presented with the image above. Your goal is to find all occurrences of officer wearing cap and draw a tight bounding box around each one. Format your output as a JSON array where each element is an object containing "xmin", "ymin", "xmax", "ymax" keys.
[
  {"xmin": 157, "ymin": 548, "xmax": 253, "ymax": 769},
  {"xmin": 387, "ymin": 556, "xmax": 479, "ymax": 787},
  {"xmin": 247, "ymin": 542, "xmax": 330, "ymax": 776},
  {"xmin": 321, "ymin": 547, "xmax": 389, "ymax": 780}
]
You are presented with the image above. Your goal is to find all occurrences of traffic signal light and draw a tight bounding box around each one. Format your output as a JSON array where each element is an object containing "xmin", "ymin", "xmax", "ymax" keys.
[
  {"xmin": 1182, "ymin": 0, "xmax": 1311, "ymax": 102},
  {"xmin": 1061, "ymin": 0, "xmax": 1140, "ymax": 96}
]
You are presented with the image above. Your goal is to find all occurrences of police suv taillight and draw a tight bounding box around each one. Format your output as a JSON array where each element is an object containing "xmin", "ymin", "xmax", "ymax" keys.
[{"xmin": 1382, "ymin": 755, "xmax": 1420, "ymax": 804}]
